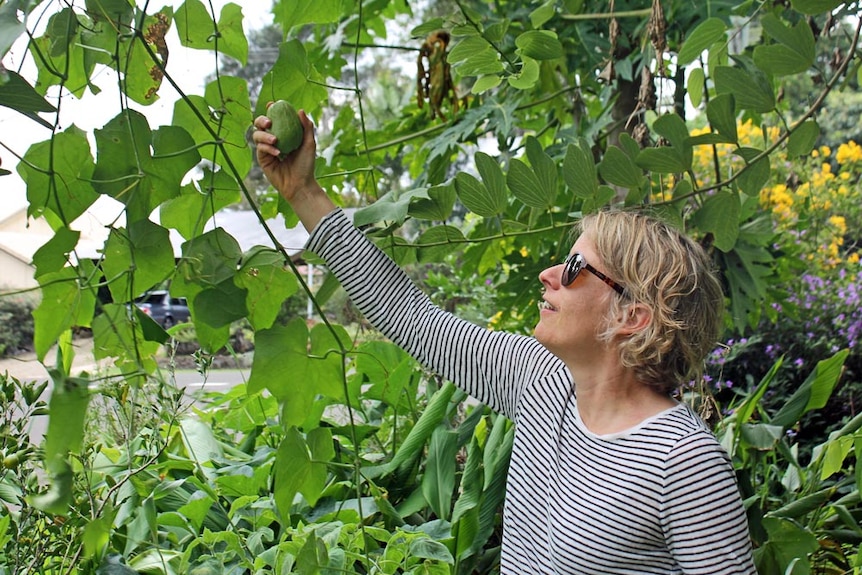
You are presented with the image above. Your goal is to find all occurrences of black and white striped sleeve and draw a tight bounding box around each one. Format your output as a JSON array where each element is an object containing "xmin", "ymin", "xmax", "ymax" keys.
[{"xmin": 305, "ymin": 209, "xmax": 560, "ymax": 419}]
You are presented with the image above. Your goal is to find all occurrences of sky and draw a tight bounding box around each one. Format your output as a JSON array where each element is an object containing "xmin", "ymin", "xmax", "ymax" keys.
[{"xmin": 0, "ymin": 1, "xmax": 272, "ymax": 222}]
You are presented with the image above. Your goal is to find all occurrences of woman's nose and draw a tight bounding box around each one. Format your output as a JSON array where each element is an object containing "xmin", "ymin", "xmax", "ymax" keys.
[{"xmin": 539, "ymin": 263, "xmax": 562, "ymax": 288}]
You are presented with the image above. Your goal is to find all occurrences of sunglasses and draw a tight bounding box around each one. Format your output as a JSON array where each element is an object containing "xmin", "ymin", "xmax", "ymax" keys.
[{"xmin": 562, "ymin": 253, "xmax": 627, "ymax": 296}]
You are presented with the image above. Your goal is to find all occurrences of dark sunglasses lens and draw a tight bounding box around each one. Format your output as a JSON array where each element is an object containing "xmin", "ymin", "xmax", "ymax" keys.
[{"xmin": 562, "ymin": 255, "xmax": 580, "ymax": 286}]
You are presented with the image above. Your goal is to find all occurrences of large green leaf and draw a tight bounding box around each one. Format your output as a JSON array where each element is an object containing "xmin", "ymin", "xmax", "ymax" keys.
[
  {"xmin": 416, "ymin": 225, "xmax": 465, "ymax": 263},
  {"xmin": 525, "ymin": 137, "xmax": 557, "ymax": 204},
  {"xmin": 677, "ymin": 18, "xmax": 727, "ymax": 66},
  {"xmin": 235, "ymin": 246, "xmax": 299, "ymax": 330},
  {"xmin": 599, "ymin": 146, "xmax": 645, "ymax": 191},
  {"xmin": 771, "ymin": 350, "xmax": 849, "ymax": 429},
  {"xmin": 355, "ymin": 188, "xmax": 431, "ymax": 226},
  {"xmin": 515, "ymin": 30, "xmax": 563, "ymax": 60},
  {"xmin": 704, "ymin": 93, "xmax": 738, "ymax": 144},
  {"xmin": 421, "ymin": 428, "xmax": 459, "ymax": 521},
  {"xmin": 448, "ymin": 36, "xmax": 504, "ymax": 77},
  {"xmin": 301, "ymin": 427, "xmax": 335, "ymax": 507},
  {"xmin": 507, "ymin": 158, "xmax": 553, "ymax": 209},
  {"xmin": 274, "ymin": 427, "xmax": 311, "ymax": 519},
  {"xmin": 0, "ymin": 0, "xmax": 28, "ymax": 59},
  {"xmin": 247, "ymin": 319, "xmax": 313, "ymax": 425},
  {"xmin": 19, "ymin": 127, "xmax": 98, "ymax": 224},
  {"xmin": 32, "ymin": 228, "xmax": 81, "ymax": 279},
  {"xmin": 33, "ymin": 266, "xmax": 97, "ymax": 361},
  {"xmin": 714, "ymin": 65, "xmax": 775, "ymax": 113},
  {"xmin": 0, "ymin": 68, "xmax": 55, "ymax": 127},
  {"xmin": 194, "ymin": 279, "xmax": 248, "ymax": 328},
  {"xmin": 93, "ymin": 111, "xmax": 200, "ymax": 223},
  {"xmin": 455, "ymin": 172, "xmax": 505, "ymax": 217},
  {"xmin": 172, "ymin": 76, "xmax": 253, "ymax": 180},
  {"xmin": 92, "ymin": 303, "xmax": 160, "ymax": 376},
  {"xmin": 102, "ymin": 219, "xmax": 175, "ymax": 302},
  {"xmin": 753, "ymin": 14, "xmax": 815, "ymax": 77},
  {"xmin": 408, "ymin": 182, "xmax": 457, "ymax": 221},
  {"xmin": 274, "ymin": 0, "xmax": 345, "ymax": 31},
  {"xmin": 690, "ymin": 189, "xmax": 740, "ymax": 252},
  {"xmin": 563, "ymin": 140, "xmax": 598, "ymax": 199},
  {"xmin": 789, "ymin": 0, "xmax": 843, "ymax": 14},
  {"xmin": 753, "ymin": 517, "xmax": 819, "ymax": 574},
  {"xmin": 160, "ymin": 169, "xmax": 241, "ymax": 240},
  {"xmin": 256, "ymin": 40, "xmax": 329, "ymax": 116},
  {"xmin": 735, "ymin": 147, "xmax": 772, "ymax": 196},
  {"xmin": 176, "ymin": 0, "xmax": 247, "ymax": 64},
  {"xmin": 786, "ymin": 120, "xmax": 819, "ymax": 158}
]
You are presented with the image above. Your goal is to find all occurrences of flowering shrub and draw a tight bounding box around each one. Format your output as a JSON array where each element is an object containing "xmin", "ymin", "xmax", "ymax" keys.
[{"xmin": 696, "ymin": 127, "xmax": 862, "ymax": 446}]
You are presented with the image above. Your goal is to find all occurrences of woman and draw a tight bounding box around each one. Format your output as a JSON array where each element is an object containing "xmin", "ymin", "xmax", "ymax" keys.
[{"xmin": 252, "ymin": 111, "xmax": 757, "ymax": 574}]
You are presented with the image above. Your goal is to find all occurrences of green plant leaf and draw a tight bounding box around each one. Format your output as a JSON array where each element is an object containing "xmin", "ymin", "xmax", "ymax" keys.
[
  {"xmin": 257, "ymin": 40, "xmax": 329, "ymax": 116},
  {"xmin": 714, "ymin": 65, "xmax": 775, "ymax": 113},
  {"xmin": 475, "ymin": 151, "xmax": 506, "ymax": 201},
  {"xmin": 32, "ymin": 227, "xmax": 81, "ymax": 279},
  {"xmin": 301, "ymin": 427, "xmax": 335, "ymax": 507},
  {"xmin": 449, "ymin": 36, "xmax": 504, "ymax": 76},
  {"xmin": 34, "ymin": 266, "xmax": 97, "ymax": 360},
  {"xmin": 636, "ymin": 147, "xmax": 686, "ymax": 174},
  {"xmin": 677, "ymin": 18, "xmax": 727, "ymax": 66},
  {"xmin": 705, "ymin": 93, "xmax": 738, "ymax": 144},
  {"xmin": 194, "ymin": 279, "xmax": 248, "ymax": 328},
  {"xmin": 217, "ymin": 3, "xmax": 248, "ymax": 64},
  {"xmin": 599, "ymin": 145, "xmax": 645, "ymax": 191},
  {"xmin": 355, "ymin": 188, "xmax": 431, "ymax": 226},
  {"xmin": 771, "ymin": 350, "xmax": 849, "ymax": 429},
  {"xmin": 422, "ymin": 428, "xmax": 459, "ymax": 521},
  {"xmin": 507, "ymin": 158, "xmax": 552, "ymax": 209},
  {"xmin": 0, "ymin": 1, "xmax": 27, "ymax": 60},
  {"xmin": 690, "ymin": 189, "xmax": 740, "ymax": 252},
  {"xmin": 274, "ymin": 426, "xmax": 310, "ymax": 519},
  {"xmin": 455, "ymin": 172, "xmax": 504, "ymax": 217},
  {"xmin": 19, "ymin": 127, "xmax": 98, "ymax": 224},
  {"xmin": 789, "ymin": 0, "xmax": 843, "ymax": 15},
  {"xmin": 161, "ymin": 170, "xmax": 241, "ymax": 240},
  {"xmin": 687, "ymin": 67, "xmax": 705, "ymax": 109},
  {"xmin": 91, "ymin": 303, "xmax": 159, "ymax": 376},
  {"xmin": 563, "ymin": 140, "xmax": 598, "ymax": 199},
  {"xmin": 102, "ymin": 220, "xmax": 175, "ymax": 302},
  {"xmin": 409, "ymin": 182, "xmax": 457, "ymax": 221},
  {"xmin": 417, "ymin": 225, "xmax": 465, "ymax": 263},
  {"xmin": 274, "ymin": 0, "xmax": 344, "ymax": 31},
  {"xmin": 508, "ymin": 57, "xmax": 541, "ymax": 90},
  {"xmin": 235, "ymin": 246, "xmax": 299, "ymax": 330},
  {"xmin": 93, "ymin": 111, "xmax": 200, "ymax": 223},
  {"xmin": 369, "ymin": 382, "xmax": 456, "ymax": 478},
  {"xmin": 515, "ymin": 30, "xmax": 562, "ymax": 60},
  {"xmin": 525, "ymin": 137, "xmax": 557, "ymax": 204},
  {"xmin": 786, "ymin": 120, "xmax": 819, "ymax": 157},
  {"xmin": 753, "ymin": 517, "xmax": 818, "ymax": 574},
  {"xmin": 735, "ymin": 147, "xmax": 771, "ymax": 196},
  {"xmin": 248, "ymin": 319, "xmax": 313, "ymax": 425}
]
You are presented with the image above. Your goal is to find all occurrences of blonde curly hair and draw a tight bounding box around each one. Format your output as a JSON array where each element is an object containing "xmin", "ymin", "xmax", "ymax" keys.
[{"xmin": 579, "ymin": 209, "xmax": 725, "ymax": 395}]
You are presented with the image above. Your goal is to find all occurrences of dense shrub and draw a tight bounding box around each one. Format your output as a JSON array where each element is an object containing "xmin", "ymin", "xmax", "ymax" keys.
[{"xmin": 0, "ymin": 296, "xmax": 36, "ymax": 357}]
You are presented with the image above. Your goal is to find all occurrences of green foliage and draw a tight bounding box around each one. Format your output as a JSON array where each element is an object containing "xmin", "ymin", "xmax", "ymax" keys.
[
  {"xmin": 1, "ymin": 0, "xmax": 862, "ymax": 572},
  {"xmin": 0, "ymin": 295, "xmax": 36, "ymax": 357}
]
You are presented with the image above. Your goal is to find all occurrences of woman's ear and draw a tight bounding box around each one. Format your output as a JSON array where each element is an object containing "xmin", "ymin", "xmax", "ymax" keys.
[{"xmin": 619, "ymin": 303, "xmax": 651, "ymax": 335}]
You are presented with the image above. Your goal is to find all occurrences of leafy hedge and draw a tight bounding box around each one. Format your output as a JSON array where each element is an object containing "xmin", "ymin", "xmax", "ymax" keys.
[{"xmin": 0, "ymin": 296, "xmax": 35, "ymax": 357}]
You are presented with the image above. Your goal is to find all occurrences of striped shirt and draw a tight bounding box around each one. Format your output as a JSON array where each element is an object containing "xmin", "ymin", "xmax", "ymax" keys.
[{"xmin": 307, "ymin": 209, "xmax": 757, "ymax": 574}]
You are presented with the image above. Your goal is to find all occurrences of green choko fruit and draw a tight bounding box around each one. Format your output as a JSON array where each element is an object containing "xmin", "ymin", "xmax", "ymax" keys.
[{"xmin": 266, "ymin": 100, "xmax": 304, "ymax": 157}]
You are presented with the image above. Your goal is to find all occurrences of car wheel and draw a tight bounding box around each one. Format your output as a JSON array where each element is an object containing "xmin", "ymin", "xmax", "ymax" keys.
[{"xmin": 163, "ymin": 316, "xmax": 174, "ymax": 328}]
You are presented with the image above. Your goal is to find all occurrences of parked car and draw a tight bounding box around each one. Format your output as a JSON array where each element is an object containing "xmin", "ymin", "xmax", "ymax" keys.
[{"xmin": 133, "ymin": 291, "xmax": 190, "ymax": 328}]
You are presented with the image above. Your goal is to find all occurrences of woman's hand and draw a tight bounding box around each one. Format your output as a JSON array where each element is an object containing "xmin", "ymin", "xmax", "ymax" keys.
[{"xmin": 252, "ymin": 107, "xmax": 335, "ymax": 230}]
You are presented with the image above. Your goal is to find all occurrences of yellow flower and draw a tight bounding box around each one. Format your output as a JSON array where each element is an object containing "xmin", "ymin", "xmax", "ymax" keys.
[
  {"xmin": 519, "ymin": 246, "xmax": 529, "ymax": 258},
  {"xmin": 828, "ymin": 215, "xmax": 847, "ymax": 234},
  {"xmin": 848, "ymin": 253, "xmax": 860, "ymax": 265},
  {"xmin": 819, "ymin": 145, "xmax": 832, "ymax": 157}
]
